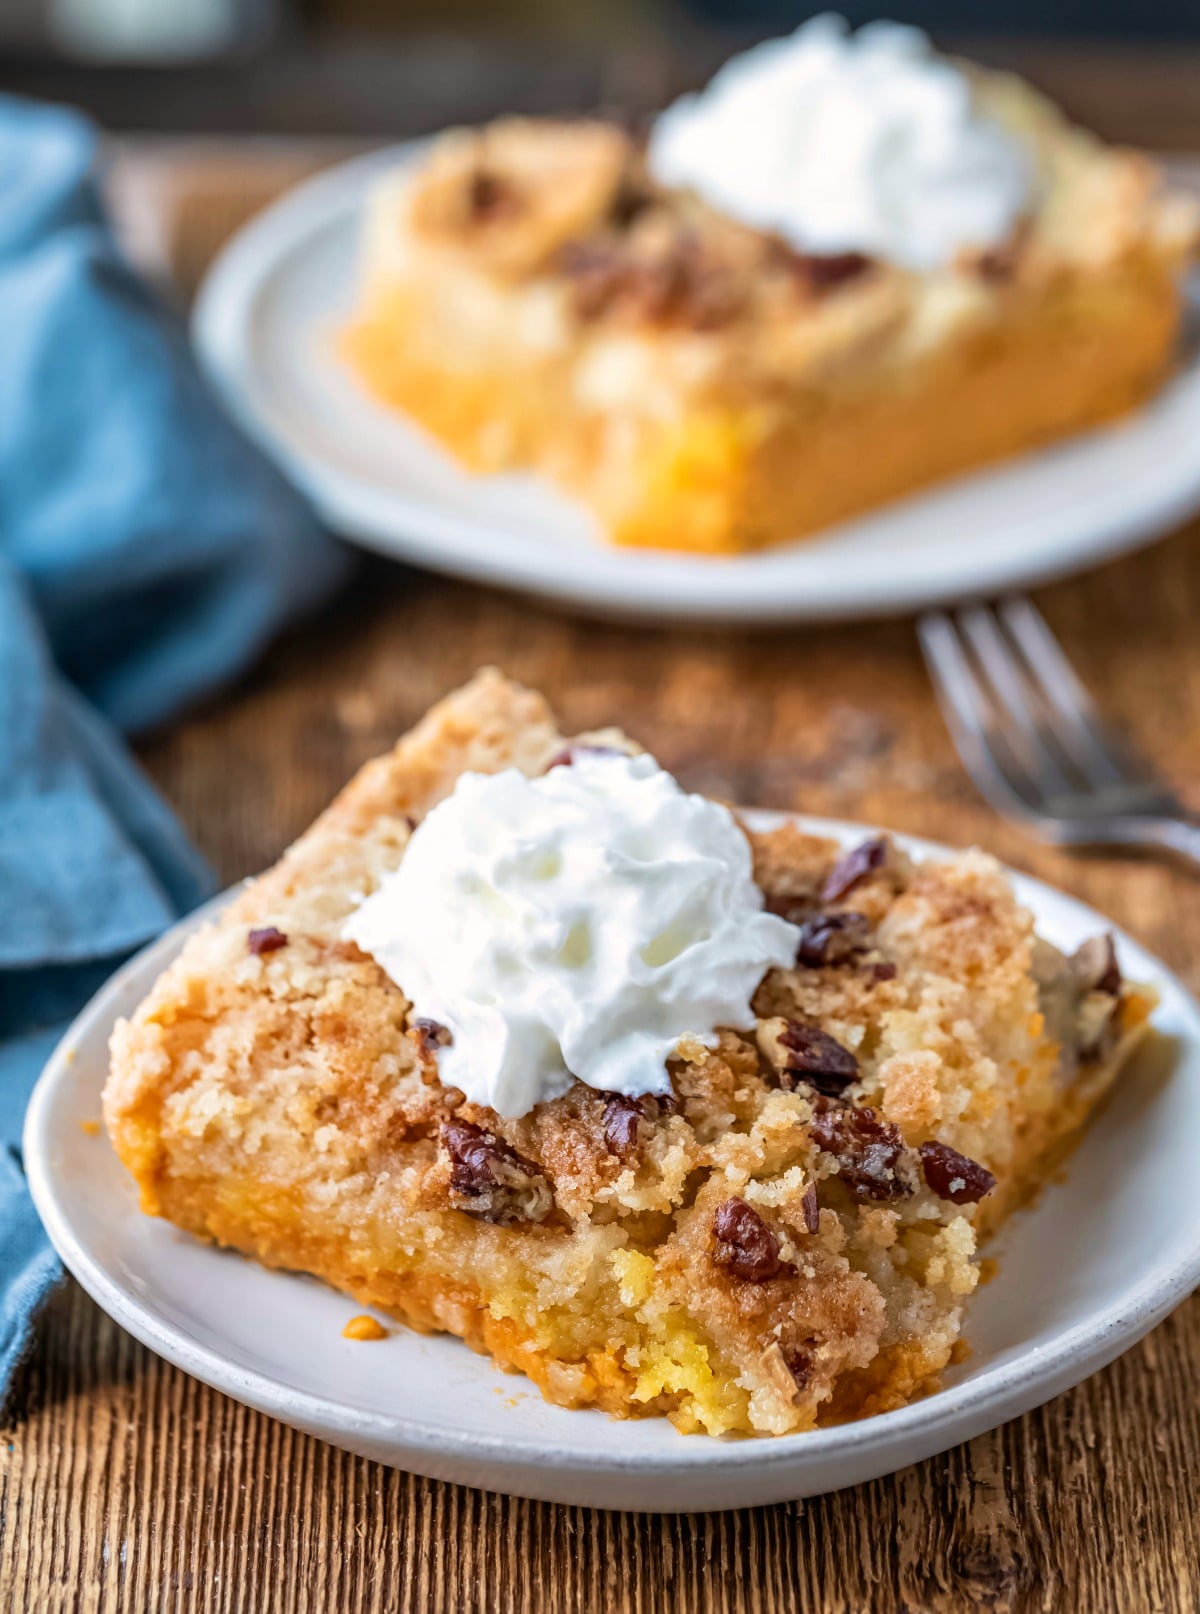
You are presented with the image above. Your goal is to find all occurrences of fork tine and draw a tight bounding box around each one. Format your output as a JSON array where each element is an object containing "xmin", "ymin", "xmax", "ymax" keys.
[
  {"xmin": 956, "ymin": 605, "xmax": 1077, "ymax": 801},
  {"xmin": 917, "ymin": 612, "xmax": 1043, "ymax": 818},
  {"xmin": 996, "ymin": 598, "xmax": 1142, "ymax": 789}
]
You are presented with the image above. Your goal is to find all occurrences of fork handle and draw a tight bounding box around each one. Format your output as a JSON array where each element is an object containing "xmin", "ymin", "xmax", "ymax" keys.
[{"xmin": 1119, "ymin": 817, "xmax": 1200, "ymax": 871}]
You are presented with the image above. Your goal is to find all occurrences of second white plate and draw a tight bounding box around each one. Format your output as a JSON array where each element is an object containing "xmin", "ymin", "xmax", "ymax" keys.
[
  {"xmin": 192, "ymin": 145, "xmax": 1200, "ymax": 625},
  {"xmin": 23, "ymin": 816, "xmax": 1200, "ymax": 1511}
]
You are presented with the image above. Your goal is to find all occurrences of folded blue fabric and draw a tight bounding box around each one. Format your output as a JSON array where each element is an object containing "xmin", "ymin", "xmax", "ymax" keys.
[{"xmin": 0, "ymin": 96, "xmax": 350, "ymax": 1397}]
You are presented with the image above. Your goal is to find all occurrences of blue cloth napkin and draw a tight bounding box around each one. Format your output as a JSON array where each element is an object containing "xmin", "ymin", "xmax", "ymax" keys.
[{"xmin": 0, "ymin": 96, "xmax": 350, "ymax": 1397}]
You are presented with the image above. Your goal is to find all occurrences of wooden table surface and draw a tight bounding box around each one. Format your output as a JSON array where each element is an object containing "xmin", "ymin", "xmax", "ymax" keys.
[{"xmin": 4, "ymin": 114, "xmax": 1200, "ymax": 1614}]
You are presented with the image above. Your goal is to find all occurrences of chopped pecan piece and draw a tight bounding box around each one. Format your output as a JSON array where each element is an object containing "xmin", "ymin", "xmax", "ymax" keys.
[
  {"xmin": 248, "ymin": 926, "xmax": 288, "ymax": 956},
  {"xmin": 759, "ymin": 1340, "xmax": 812, "ymax": 1404},
  {"xmin": 821, "ymin": 837, "xmax": 889, "ymax": 904},
  {"xmin": 711, "ymin": 1197, "xmax": 790, "ymax": 1283},
  {"xmin": 785, "ymin": 249, "xmax": 873, "ymax": 293},
  {"xmin": 964, "ymin": 223, "xmax": 1028, "ymax": 283},
  {"xmin": 412, "ymin": 1017, "xmax": 453, "ymax": 1055},
  {"xmin": 777, "ymin": 1022, "xmax": 859, "ymax": 1098},
  {"xmin": 763, "ymin": 891, "xmax": 817, "ymax": 923},
  {"xmin": 558, "ymin": 234, "xmax": 743, "ymax": 330},
  {"xmin": 440, "ymin": 1119, "xmax": 552, "ymax": 1224},
  {"xmin": 800, "ymin": 1181, "xmax": 820, "ymax": 1236},
  {"xmin": 601, "ymin": 1091, "xmax": 675, "ymax": 1158},
  {"xmin": 782, "ymin": 1345, "xmax": 813, "ymax": 1391},
  {"xmin": 556, "ymin": 238, "xmax": 628, "ymax": 319},
  {"xmin": 1076, "ymin": 995, "xmax": 1122, "ymax": 1062},
  {"xmin": 609, "ymin": 173, "xmax": 655, "ymax": 229},
  {"xmin": 810, "ymin": 1106, "xmax": 913, "ymax": 1201},
  {"xmin": 794, "ymin": 911, "xmax": 871, "ymax": 967},
  {"xmin": 918, "ymin": 1140, "xmax": 996, "ymax": 1205},
  {"xmin": 1070, "ymin": 934, "xmax": 1121, "ymax": 998},
  {"xmin": 468, "ymin": 167, "xmax": 521, "ymax": 221},
  {"xmin": 547, "ymin": 742, "xmax": 627, "ymax": 770},
  {"xmin": 1070, "ymin": 935, "xmax": 1124, "ymax": 1059},
  {"xmin": 973, "ymin": 243, "xmax": 1018, "ymax": 281},
  {"xmin": 603, "ymin": 1094, "xmax": 643, "ymax": 1157}
]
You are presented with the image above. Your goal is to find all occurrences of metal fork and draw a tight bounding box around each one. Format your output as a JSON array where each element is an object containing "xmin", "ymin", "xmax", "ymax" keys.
[{"xmin": 918, "ymin": 598, "xmax": 1200, "ymax": 869}]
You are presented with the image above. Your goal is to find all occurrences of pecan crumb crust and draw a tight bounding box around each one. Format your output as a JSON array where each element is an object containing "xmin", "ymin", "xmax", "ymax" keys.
[{"xmin": 104, "ymin": 672, "xmax": 1158, "ymax": 1439}]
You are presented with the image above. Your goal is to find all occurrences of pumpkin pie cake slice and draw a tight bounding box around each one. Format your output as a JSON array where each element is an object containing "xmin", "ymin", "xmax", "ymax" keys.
[
  {"xmin": 104, "ymin": 671, "xmax": 1155, "ymax": 1435},
  {"xmin": 342, "ymin": 20, "xmax": 1198, "ymax": 556}
]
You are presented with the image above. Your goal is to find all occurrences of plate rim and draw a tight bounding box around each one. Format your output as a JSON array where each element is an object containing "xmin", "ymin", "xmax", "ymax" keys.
[
  {"xmin": 190, "ymin": 141, "xmax": 1200, "ymax": 625},
  {"xmin": 23, "ymin": 813, "xmax": 1200, "ymax": 1483}
]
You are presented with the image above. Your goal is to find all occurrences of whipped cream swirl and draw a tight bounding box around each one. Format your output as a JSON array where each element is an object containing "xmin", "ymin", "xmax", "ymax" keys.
[
  {"xmin": 343, "ymin": 752, "xmax": 798, "ymax": 1116},
  {"xmin": 648, "ymin": 14, "xmax": 1032, "ymax": 272}
]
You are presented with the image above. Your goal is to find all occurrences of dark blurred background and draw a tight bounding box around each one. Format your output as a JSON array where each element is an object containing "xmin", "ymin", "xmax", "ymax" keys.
[{"xmin": 1, "ymin": 0, "xmax": 1198, "ymax": 146}]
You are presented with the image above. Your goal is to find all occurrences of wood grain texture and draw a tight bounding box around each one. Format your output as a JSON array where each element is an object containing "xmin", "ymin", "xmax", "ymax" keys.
[
  {"xmin": 8, "ymin": 37, "xmax": 1200, "ymax": 150},
  {"xmin": 4, "ymin": 127, "xmax": 1200, "ymax": 1614}
]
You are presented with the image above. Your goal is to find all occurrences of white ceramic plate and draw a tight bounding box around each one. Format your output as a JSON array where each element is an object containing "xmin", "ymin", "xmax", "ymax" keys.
[
  {"xmin": 24, "ymin": 815, "xmax": 1200, "ymax": 1511},
  {"xmin": 191, "ymin": 144, "xmax": 1200, "ymax": 625}
]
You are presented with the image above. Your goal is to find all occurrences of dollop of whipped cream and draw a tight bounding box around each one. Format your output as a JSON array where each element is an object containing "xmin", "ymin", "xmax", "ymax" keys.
[
  {"xmin": 647, "ymin": 14, "xmax": 1031, "ymax": 272},
  {"xmin": 343, "ymin": 752, "xmax": 798, "ymax": 1117}
]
